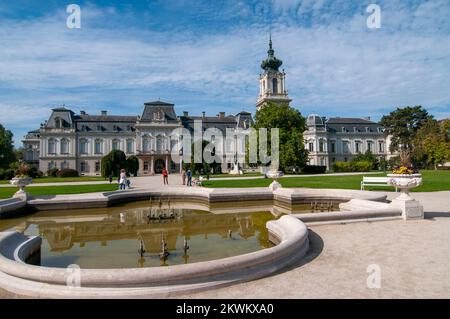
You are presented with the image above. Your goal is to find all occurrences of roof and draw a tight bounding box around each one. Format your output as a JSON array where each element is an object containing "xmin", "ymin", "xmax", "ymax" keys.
[
  {"xmin": 74, "ymin": 115, "xmax": 137, "ymax": 122},
  {"xmin": 144, "ymin": 101, "xmax": 174, "ymax": 106},
  {"xmin": 327, "ymin": 117, "xmax": 376, "ymax": 124},
  {"xmin": 52, "ymin": 107, "xmax": 72, "ymax": 112}
]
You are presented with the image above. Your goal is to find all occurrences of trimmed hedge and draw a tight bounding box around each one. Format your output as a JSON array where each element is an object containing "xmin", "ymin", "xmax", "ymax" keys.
[
  {"xmin": 57, "ymin": 168, "xmax": 79, "ymax": 178},
  {"xmin": 302, "ymin": 165, "xmax": 327, "ymax": 174},
  {"xmin": 47, "ymin": 168, "xmax": 59, "ymax": 177},
  {"xmin": 333, "ymin": 160, "xmax": 374, "ymax": 172}
]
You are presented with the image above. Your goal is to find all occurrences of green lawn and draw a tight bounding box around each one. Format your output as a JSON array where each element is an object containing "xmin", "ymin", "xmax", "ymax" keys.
[
  {"xmin": 0, "ymin": 184, "xmax": 119, "ymax": 199},
  {"xmin": 202, "ymin": 170, "xmax": 450, "ymax": 192},
  {"xmin": 0, "ymin": 176, "xmax": 106, "ymax": 184},
  {"xmin": 199, "ymin": 172, "xmax": 263, "ymax": 178}
]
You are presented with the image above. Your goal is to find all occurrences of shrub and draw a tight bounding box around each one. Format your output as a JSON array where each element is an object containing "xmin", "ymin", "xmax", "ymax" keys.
[
  {"xmin": 101, "ymin": 150, "xmax": 127, "ymax": 177},
  {"xmin": 0, "ymin": 168, "xmax": 16, "ymax": 180},
  {"xmin": 332, "ymin": 161, "xmax": 353, "ymax": 172},
  {"xmin": 352, "ymin": 160, "xmax": 374, "ymax": 172},
  {"xmin": 302, "ymin": 165, "xmax": 327, "ymax": 174},
  {"xmin": 126, "ymin": 156, "xmax": 139, "ymax": 176},
  {"xmin": 57, "ymin": 168, "xmax": 79, "ymax": 178},
  {"xmin": 47, "ymin": 167, "xmax": 60, "ymax": 177},
  {"xmin": 22, "ymin": 165, "xmax": 44, "ymax": 178}
]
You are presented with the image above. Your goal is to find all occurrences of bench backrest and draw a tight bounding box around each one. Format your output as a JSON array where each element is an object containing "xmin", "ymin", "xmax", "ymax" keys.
[{"xmin": 362, "ymin": 177, "xmax": 388, "ymax": 183}]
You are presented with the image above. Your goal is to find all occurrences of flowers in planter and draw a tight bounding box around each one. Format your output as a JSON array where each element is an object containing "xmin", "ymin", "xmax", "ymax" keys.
[
  {"xmin": 392, "ymin": 165, "xmax": 419, "ymax": 175},
  {"xmin": 14, "ymin": 163, "xmax": 31, "ymax": 179}
]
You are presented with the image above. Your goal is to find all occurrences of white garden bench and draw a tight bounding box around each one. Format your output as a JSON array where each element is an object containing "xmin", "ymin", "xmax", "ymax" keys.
[{"xmin": 361, "ymin": 176, "xmax": 398, "ymax": 191}]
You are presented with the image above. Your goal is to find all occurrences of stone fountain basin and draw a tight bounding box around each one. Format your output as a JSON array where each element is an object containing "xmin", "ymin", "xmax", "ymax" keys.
[{"xmin": 0, "ymin": 215, "xmax": 308, "ymax": 298}]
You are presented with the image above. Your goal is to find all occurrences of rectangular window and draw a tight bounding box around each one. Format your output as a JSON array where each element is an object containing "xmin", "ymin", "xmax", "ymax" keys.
[
  {"xmin": 367, "ymin": 141, "xmax": 373, "ymax": 152},
  {"xmin": 319, "ymin": 141, "xmax": 324, "ymax": 152},
  {"xmin": 330, "ymin": 142, "xmax": 336, "ymax": 153},
  {"xmin": 143, "ymin": 161, "xmax": 149, "ymax": 171},
  {"xmin": 126, "ymin": 140, "xmax": 133, "ymax": 153},
  {"xmin": 378, "ymin": 141, "xmax": 384, "ymax": 153},
  {"xmin": 80, "ymin": 162, "xmax": 87, "ymax": 173},
  {"xmin": 343, "ymin": 141, "xmax": 350, "ymax": 154},
  {"xmin": 355, "ymin": 142, "xmax": 361, "ymax": 153},
  {"xmin": 95, "ymin": 141, "xmax": 102, "ymax": 154},
  {"xmin": 95, "ymin": 162, "xmax": 100, "ymax": 172},
  {"xmin": 308, "ymin": 143, "xmax": 314, "ymax": 152}
]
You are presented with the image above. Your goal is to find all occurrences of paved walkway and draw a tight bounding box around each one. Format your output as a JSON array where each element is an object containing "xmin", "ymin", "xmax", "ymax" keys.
[
  {"xmin": 0, "ymin": 172, "xmax": 382, "ymax": 188},
  {"xmin": 184, "ymin": 191, "xmax": 450, "ymax": 299},
  {"xmin": 1, "ymin": 191, "xmax": 449, "ymax": 298}
]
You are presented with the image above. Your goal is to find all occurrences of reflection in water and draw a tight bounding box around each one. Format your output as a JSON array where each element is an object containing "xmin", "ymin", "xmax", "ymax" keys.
[
  {"xmin": 6, "ymin": 202, "xmax": 275, "ymax": 269},
  {"xmin": 0, "ymin": 200, "xmax": 339, "ymax": 269}
]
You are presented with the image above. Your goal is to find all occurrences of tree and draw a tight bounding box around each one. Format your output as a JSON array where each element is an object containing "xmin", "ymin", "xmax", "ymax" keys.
[
  {"xmin": 126, "ymin": 155, "xmax": 139, "ymax": 176},
  {"xmin": 187, "ymin": 140, "xmax": 221, "ymax": 177},
  {"xmin": 253, "ymin": 102, "xmax": 308, "ymax": 171},
  {"xmin": 380, "ymin": 106, "xmax": 432, "ymax": 166},
  {"xmin": 101, "ymin": 150, "xmax": 127, "ymax": 177},
  {"xmin": 0, "ymin": 124, "xmax": 16, "ymax": 169},
  {"xmin": 352, "ymin": 150, "xmax": 378, "ymax": 170},
  {"xmin": 413, "ymin": 119, "xmax": 450, "ymax": 169}
]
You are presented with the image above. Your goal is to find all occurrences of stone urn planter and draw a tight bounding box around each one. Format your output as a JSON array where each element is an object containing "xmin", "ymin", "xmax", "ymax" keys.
[
  {"xmin": 10, "ymin": 177, "xmax": 33, "ymax": 201},
  {"xmin": 267, "ymin": 170, "xmax": 284, "ymax": 191},
  {"xmin": 387, "ymin": 173, "xmax": 423, "ymax": 220}
]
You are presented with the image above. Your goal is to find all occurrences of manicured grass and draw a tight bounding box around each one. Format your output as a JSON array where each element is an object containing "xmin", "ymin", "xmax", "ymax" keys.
[
  {"xmin": 0, "ymin": 176, "xmax": 106, "ymax": 184},
  {"xmin": 202, "ymin": 170, "xmax": 450, "ymax": 192},
  {"xmin": 199, "ymin": 172, "xmax": 263, "ymax": 178},
  {"xmin": 0, "ymin": 184, "xmax": 119, "ymax": 199}
]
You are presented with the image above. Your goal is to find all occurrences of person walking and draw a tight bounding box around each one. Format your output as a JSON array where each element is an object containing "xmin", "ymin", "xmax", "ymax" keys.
[
  {"xmin": 108, "ymin": 174, "xmax": 113, "ymax": 184},
  {"xmin": 162, "ymin": 167, "xmax": 169, "ymax": 185},
  {"xmin": 181, "ymin": 169, "xmax": 186, "ymax": 185},
  {"xmin": 118, "ymin": 169, "xmax": 127, "ymax": 190},
  {"xmin": 186, "ymin": 169, "xmax": 192, "ymax": 187}
]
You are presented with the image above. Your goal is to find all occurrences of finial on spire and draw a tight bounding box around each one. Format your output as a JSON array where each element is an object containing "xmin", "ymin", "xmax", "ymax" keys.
[{"xmin": 269, "ymin": 32, "xmax": 272, "ymax": 50}]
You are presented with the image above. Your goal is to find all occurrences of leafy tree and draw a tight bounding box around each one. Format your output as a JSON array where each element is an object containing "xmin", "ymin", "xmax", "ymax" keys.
[
  {"xmin": 253, "ymin": 102, "xmax": 308, "ymax": 171},
  {"xmin": 101, "ymin": 150, "xmax": 127, "ymax": 177},
  {"xmin": 380, "ymin": 106, "xmax": 432, "ymax": 166},
  {"xmin": 413, "ymin": 119, "xmax": 450, "ymax": 169},
  {"xmin": 0, "ymin": 123, "xmax": 16, "ymax": 169},
  {"xmin": 126, "ymin": 155, "xmax": 139, "ymax": 176},
  {"xmin": 187, "ymin": 140, "xmax": 221, "ymax": 177}
]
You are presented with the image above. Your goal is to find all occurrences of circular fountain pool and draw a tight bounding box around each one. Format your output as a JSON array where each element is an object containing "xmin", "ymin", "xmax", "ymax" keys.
[{"xmin": 1, "ymin": 201, "xmax": 281, "ymax": 268}]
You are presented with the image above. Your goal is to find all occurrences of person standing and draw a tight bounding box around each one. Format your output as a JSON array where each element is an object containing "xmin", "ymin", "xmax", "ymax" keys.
[
  {"xmin": 186, "ymin": 169, "xmax": 192, "ymax": 187},
  {"xmin": 118, "ymin": 169, "xmax": 127, "ymax": 190},
  {"xmin": 181, "ymin": 169, "xmax": 186, "ymax": 185},
  {"xmin": 162, "ymin": 167, "xmax": 169, "ymax": 185}
]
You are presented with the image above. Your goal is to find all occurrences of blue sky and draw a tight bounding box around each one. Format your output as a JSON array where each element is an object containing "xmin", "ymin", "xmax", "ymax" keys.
[{"xmin": 1, "ymin": 0, "xmax": 449, "ymax": 145}]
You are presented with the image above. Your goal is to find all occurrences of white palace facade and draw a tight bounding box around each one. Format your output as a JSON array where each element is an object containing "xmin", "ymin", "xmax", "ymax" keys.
[{"xmin": 22, "ymin": 38, "xmax": 392, "ymax": 174}]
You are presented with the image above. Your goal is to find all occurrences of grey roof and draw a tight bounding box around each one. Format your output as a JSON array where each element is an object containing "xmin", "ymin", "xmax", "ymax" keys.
[
  {"xmin": 327, "ymin": 117, "xmax": 375, "ymax": 124},
  {"xmin": 307, "ymin": 114, "xmax": 324, "ymax": 126},
  {"xmin": 52, "ymin": 107, "xmax": 72, "ymax": 112},
  {"xmin": 140, "ymin": 101, "xmax": 178, "ymax": 123},
  {"xmin": 74, "ymin": 114, "xmax": 137, "ymax": 122}
]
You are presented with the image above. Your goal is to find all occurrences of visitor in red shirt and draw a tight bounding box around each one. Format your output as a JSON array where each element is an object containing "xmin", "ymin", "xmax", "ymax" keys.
[{"xmin": 162, "ymin": 167, "xmax": 169, "ymax": 185}]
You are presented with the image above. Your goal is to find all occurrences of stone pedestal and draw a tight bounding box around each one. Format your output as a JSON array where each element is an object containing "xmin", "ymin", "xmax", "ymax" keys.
[
  {"xmin": 229, "ymin": 163, "xmax": 241, "ymax": 175},
  {"xmin": 390, "ymin": 198, "xmax": 424, "ymax": 220},
  {"xmin": 10, "ymin": 177, "xmax": 33, "ymax": 202},
  {"xmin": 387, "ymin": 174, "xmax": 423, "ymax": 220}
]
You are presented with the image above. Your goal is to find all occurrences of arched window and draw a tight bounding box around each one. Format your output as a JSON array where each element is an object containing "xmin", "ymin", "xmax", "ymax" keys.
[
  {"xmin": 79, "ymin": 139, "xmax": 88, "ymax": 154},
  {"xmin": 272, "ymin": 78, "xmax": 278, "ymax": 94},
  {"xmin": 143, "ymin": 137, "xmax": 150, "ymax": 153},
  {"xmin": 48, "ymin": 139, "xmax": 56, "ymax": 154},
  {"xmin": 156, "ymin": 136, "xmax": 163, "ymax": 152},
  {"xmin": 94, "ymin": 139, "xmax": 103, "ymax": 154},
  {"xmin": 60, "ymin": 138, "xmax": 69, "ymax": 154}
]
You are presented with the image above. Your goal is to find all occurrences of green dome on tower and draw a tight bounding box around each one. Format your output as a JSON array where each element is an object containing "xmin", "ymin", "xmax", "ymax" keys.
[{"xmin": 261, "ymin": 35, "xmax": 283, "ymax": 72}]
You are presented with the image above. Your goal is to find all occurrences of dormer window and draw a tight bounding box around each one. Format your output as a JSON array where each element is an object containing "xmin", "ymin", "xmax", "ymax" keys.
[
  {"xmin": 55, "ymin": 117, "xmax": 61, "ymax": 129},
  {"xmin": 341, "ymin": 127, "xmax": 346, "ymax": 133},
  {"xmin": 153, "ymin": 111, "xmax": 163, "ymax": 120},
  {"xmin": 97, "ymin": 125, "xmax": 102, "ymax": 131}
]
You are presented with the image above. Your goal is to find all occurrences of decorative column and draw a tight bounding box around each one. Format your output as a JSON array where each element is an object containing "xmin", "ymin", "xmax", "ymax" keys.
[
  {"xmin": 150, "ymin": 156, "xmax": 155, "ymax": 175},
  {"xmin": 165, "ymin": 155, "xmax": 169, "ymax": 171},
  {"xmin": 179, "ymin": 157, "xmax": 183, "ymax": 174}
]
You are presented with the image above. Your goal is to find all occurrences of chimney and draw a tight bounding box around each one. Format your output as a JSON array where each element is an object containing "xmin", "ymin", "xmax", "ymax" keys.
[
  {"xmin": 183, "ymin": 111, "xmax": 189, "ymax": 117},
  {"xmin": 364, "ymin": 116, "xmax": 371, "ymax": 121},
  {"xmin": 101, "ymin": 110, "xmax": 107, "ymax": 116},
  {"xmin": 202, "ymin": 111, "xmax": 206, "ymax": 118},
  {"xmin": 219, "ymin": 112, "xmax": 225, "ymax": 119},
  {"xmin": 80, "ymin": 111, "xmax": 86, "ymax": 115}
]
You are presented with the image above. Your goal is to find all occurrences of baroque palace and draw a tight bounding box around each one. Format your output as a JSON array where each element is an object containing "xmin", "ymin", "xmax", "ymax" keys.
[{"xmin": 23, "ymin": 38, "xmax": 391, "ymax": 175}]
